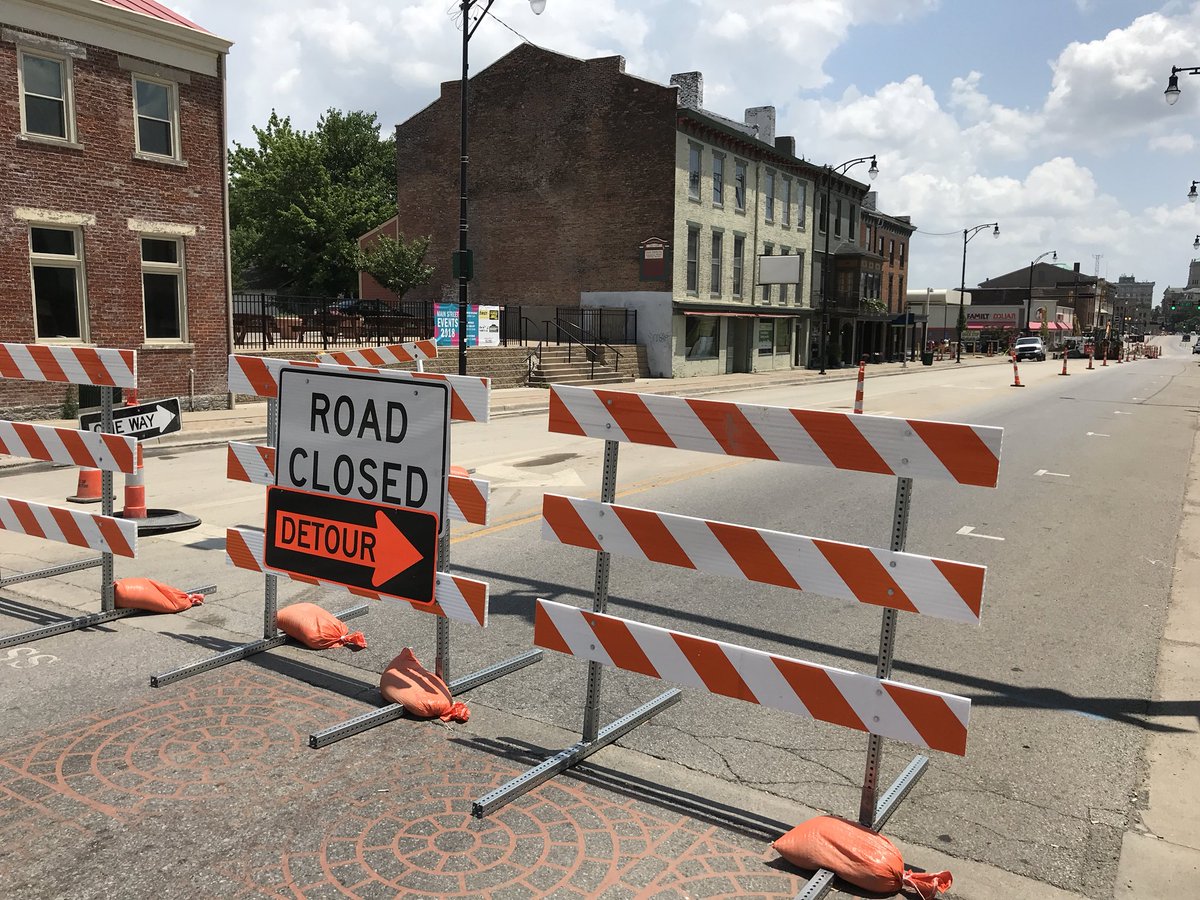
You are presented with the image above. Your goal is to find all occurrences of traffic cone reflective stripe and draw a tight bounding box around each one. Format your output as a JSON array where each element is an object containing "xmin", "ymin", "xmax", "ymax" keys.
[{"xmin": 121, "ymin": 443, "xmax": 147, "ymax": 519}]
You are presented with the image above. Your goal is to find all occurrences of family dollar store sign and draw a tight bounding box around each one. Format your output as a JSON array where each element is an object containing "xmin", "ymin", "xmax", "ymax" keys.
[{"xmin": 274, "ymin": 367, "xmax": 450, "ymax": 530}]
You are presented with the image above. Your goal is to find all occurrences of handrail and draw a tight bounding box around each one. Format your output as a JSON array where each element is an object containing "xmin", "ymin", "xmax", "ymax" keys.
[
  {"xmin": 553, "ymin": 318, "xmax": 624, "ymax": 376},
  {"xmin": 544, "ymin": 320, "xmax": 618, "ymax": 380}
]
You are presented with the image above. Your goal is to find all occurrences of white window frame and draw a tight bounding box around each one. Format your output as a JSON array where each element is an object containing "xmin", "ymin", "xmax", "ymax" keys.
[
  {"xmin": 765, "ymin": 171, "xmax": 776, "ymax": 223},
  {"xmin": 685, "ymin": 225, "xmax": 700, "ymax": 295},
  {"xmin": 132, "ymin": 74, "xmax": 181, "ymax": 160},
  {"xmin": 782, "ymin": 179, "xmax": 791, "ymax": 226},
  {"xmin": 17, "ymin": 49, "xmax": 76, "ymax": 144},
  {"xmin": 712, "ymin": 153, "xmax": 725, "ymax": 206},
  {"xmin": 29, "ymin": 224, "xmax": 88, "ymax": 342},
  {"xmin": 140, "ymin": 235, "xmax": 188, "ymax": 341}
]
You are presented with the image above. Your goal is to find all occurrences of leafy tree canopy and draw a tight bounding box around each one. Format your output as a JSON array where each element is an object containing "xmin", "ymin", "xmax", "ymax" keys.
[
  {"xmin": 356, "ymin": 234, "xmax": 434, "ymax": 301},
  {"xmin": 230, "ymin": 109, "xmax": 395, "ymax": 296}
]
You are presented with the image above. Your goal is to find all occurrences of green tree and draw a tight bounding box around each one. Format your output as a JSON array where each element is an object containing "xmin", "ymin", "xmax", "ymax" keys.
[
  {"xmin": 356, "ymin": 234, "xmax": 434, "ymax": 300},
  {"xmin": 229, "ymin": 109, "xmax": 395, "ymax": 296}
]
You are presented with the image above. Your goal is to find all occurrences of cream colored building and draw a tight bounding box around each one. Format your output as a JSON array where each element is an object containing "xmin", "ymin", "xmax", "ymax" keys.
[{"xmin": 667, "ymin": 78, "xmax": 817, "ymax": 377}]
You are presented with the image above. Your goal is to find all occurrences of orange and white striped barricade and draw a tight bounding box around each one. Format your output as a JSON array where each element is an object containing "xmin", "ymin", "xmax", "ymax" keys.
[
  {"xmin": 152, "ymin": 349, "xmax": 541, "ymax": 732},
  {"xmin": 474, "ymin": 385, "xmax": 1004, "ymax": 883},
  {"xmin": 0, "ymin": 344, "xmax": 207, "ymax": 648}
]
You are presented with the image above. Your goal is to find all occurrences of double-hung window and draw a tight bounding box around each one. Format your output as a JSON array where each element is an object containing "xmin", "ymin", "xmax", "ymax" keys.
[
  {"xmin": 710, "ymin": 232, "xmax": 723, "ymax": 297},
  {"xmin": 712, "ymin": 154, "xmax": 724, "ymax": 205},
  {"xmin": 134, "ymin": 76, "xmax": 179, "ymax": 159},
  {"xmin": 761, "ymin": 244, "xmax": 773, "ymax": 303},
  {"xmin": 19, "ymin": 51, "xmax": 74, "ymax": 142},
  {"xmin": 686, "ymin": 226, "xmax": 700, "ymax": 294},
  {"xmin": 688, "ymin": 143, "xmax": 702, "ymax": 200},
  {"xmin": 765, "ymin": 171, "xmax": 775, "ymax": 222},
  {"xmin": 779, "ymin": 247, "xmax": 790, "ymax": 304},
  {"xmin": 141, "ymin": 237, "xmax": 186, "ymax": 340},
  {"xmin": 782, "ymin": 179, "xmax": 791, "ymax": 226},
  {"xmin": 30, "ymin": 226, "xmax": 87, "ymax": 340},
  {"xmin": 734, "ymin": 160, "xmax": 747, "ymax": 211},
  {"xmin": 796, "ymin": 182, "xmax": 807, "ymax": 230},
  {"xmin": 834, "ymin": 200, "xmax": 843, "ymax": 238},
  {"xmin": 732, "ymin": 236, "xmax": 745, "ymax": 299}
]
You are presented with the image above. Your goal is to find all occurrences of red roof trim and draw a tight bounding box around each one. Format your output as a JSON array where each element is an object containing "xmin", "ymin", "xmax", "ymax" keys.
[{"xmin": 95, "ymin": 0, "xmax": 209, "ymax": 35}]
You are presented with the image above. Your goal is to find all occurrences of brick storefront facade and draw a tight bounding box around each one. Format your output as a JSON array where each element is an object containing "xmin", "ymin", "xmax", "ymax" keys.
[{"xmin": 0, "ymin": 0, "xmax": 232, "ymax": 418}]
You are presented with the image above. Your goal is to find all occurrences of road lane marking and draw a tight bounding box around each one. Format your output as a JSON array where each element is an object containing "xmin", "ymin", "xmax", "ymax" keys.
[
  {"xmin": 1114, "ymin": 411, "xmax": 1131, "ymax": 415},
  {"xmin": 1035, "ymin": 470, "xmax": 1070, "ymax": 478},
  {"xmin": 956, "ymin": 525, "xmax": 1005, "ymax": 541},
  {"xmin": 1086, "ymin": 432, "xmax": 1110, "ymax": 437}
]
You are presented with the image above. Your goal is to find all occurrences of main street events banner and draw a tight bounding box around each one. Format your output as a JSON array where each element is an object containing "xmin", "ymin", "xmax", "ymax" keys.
[{"xmin": 434, "ymin": 304, "xmax": 500, "ymax": 348}]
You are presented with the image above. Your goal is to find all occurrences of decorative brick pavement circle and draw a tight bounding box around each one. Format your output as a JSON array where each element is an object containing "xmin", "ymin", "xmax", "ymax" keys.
[
  {"xmin": 0, "ymin": 672, "xmax": 361, "ymax": 821},
  {"xmin": 253, "ymin": 752, "xmax": 801, "ymax": 898}
]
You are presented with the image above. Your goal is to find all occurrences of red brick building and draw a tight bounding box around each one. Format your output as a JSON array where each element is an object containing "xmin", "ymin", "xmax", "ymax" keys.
[
  {"xmin": 0, "ymin": 0, "xmax": 232, "ymax": 417},
  {"xmin": 861, "ymin": 194, "xmax": 915, "ymax": 360}
]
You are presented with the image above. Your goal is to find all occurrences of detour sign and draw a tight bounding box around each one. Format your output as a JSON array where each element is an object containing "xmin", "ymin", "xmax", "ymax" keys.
[{"xmin": 264, "ymin": 486, "xmax": 438, "ymax": 604}]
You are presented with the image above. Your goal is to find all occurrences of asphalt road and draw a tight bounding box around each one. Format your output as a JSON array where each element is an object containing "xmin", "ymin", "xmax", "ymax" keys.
[{"xmin": 1, "ymin": 339, "xmax": 1193, "ymax": 898}]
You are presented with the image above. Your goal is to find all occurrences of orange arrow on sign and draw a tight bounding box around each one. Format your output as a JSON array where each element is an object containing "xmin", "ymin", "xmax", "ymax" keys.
[{"xmin": 273, "ymin": 508, "xmax": 423, "ymax": 587}]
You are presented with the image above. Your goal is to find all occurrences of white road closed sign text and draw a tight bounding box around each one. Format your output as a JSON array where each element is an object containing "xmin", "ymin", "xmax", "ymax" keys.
[{"xmin": 274, "ymin": 368, "xmax": 450, "ymax": 528}]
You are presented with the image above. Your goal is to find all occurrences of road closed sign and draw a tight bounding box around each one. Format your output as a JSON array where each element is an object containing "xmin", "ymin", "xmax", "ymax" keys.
[{"xmin": 274, "ymin": 367, "xmax": 450, "ymax": 529}]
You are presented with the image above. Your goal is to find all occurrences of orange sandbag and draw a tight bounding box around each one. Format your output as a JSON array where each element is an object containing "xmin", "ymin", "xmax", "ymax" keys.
[
  {"xmin": 773, "ymin": 815, "xmax": 951, "ymax": 899},
  {"xmin": 379, "ymin": 648, "xmax": 469, "ymax": 723},
  {"xmin": 275, "ymin": 602, "xmax": 367, "ymax": 651},
  {"xmin": 113, "ymin": 578, "xmax": 204, "ymax": 613}
]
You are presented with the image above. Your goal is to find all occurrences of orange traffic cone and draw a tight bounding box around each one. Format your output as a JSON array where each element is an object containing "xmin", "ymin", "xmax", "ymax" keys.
[
  {"xmin": 1011, "ymin": 353, "xmax": 1025, "ymax": 388},
  {"xmin": 67, "ymin": 468, "xmax": 106, "ymax": 503},
  {"xmin": 1087, "ymin": 352, "xmax": 1094, "ymax": 370},
  {"xmin": 1060, "ymin": 349, "xmax": 1070, "ymax": 376}
]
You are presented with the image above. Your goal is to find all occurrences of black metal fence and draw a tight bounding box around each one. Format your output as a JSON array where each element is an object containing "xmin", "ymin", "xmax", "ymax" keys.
[{"xmin": 230, "ymin": 294, "xmax": 639, "ymax": 352}]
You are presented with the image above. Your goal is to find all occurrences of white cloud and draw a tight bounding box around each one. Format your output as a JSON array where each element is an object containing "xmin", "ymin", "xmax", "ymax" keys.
[{"xmin": 1148, "ymin": 132, "xmax": 1197, "ymax": 153}]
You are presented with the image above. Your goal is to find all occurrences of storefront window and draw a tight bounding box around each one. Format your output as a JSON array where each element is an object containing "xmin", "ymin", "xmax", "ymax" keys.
[
  {"xmin": 685, "ymin": 316, "xmax": 720, "ymax": 360},
  {"xmin": 757, "ymin": 320, "xmax": 774, "ymax": 356},
  {"xmin": 775, "ymin": 320, "xmax": 791, "ymax": 354}
]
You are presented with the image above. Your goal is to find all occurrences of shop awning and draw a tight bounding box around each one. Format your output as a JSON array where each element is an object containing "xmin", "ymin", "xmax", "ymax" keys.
[{"xmin": 682, "ymin": 310, "xmax": 803, "ymax": 318}]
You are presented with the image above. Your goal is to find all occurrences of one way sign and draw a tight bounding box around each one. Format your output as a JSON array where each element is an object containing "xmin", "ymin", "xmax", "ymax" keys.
[{"xmin": 80, "ymin": 397, "xmax": 182, "ymax": 441}]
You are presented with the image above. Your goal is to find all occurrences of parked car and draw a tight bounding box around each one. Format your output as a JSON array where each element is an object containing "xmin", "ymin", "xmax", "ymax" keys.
[
  {"xmin": 1192, "ymin": 342, "xmax": 1200, "ymax": 354},
  {"xmin": 1014, "ymin": 336, "xmax": 1047, "ymax": 361}
]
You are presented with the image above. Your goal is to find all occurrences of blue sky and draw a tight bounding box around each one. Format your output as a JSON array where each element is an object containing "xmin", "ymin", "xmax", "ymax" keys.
[{"xmin": 177, "ymin": 0, "xmax": 1200, "ymax": 301}]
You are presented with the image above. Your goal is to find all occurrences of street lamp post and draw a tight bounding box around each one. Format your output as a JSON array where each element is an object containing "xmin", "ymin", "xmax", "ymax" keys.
[
  {"xmin": 1026, "ymin": 249, "xmax": 1057, "ymax": 335},
  {"xmin": 455, "ymin": 0, "xmax": 547, "ymax": 376},
  {"xmin": 958, "ymin": 222, "xmax": 999, "ymax": 362},
  {"xmin": 818, "ymin": 155, "xmax": 878, "ymax": 375}
]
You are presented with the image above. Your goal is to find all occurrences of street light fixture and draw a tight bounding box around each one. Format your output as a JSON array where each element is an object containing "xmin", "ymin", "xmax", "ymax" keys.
[
  {"xmin": 454, "ymin": 0, "xmax": 547, "ymax": 376},
  {"xmin": 1026, "ymin": 250, "xmax": 1056, "ymax": 335},
  {"xmin": 1189, "ymin": 180, "xmax": 1199, "ymax": 202},
  {"xmin": 1194, "ymin": 235, "xmax": 1199, "ymax": 251},
  {"xmin": 957, "ymin": 222, "xmax": 999, "ymax": 363},
  {"xmin": 1165, "ymin": 65, "xmax": 1200, "ymax": 105},
  {"xmin": 818, "ymin": 155, "xmax": 878, "ymax": 375}
]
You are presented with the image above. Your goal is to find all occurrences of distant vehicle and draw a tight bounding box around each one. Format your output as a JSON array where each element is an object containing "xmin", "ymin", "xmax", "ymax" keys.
[
  {"xmin": 1014, "ymin": 336, "xmax": 1047, "ymax": 361},
  {"xmin": 1193, "ymin": 342, "xmax": 1200, "ymax": 355},
  {"xmin": 1183, "ymin": 333, "xmax": 1192, "ymax": 343}
]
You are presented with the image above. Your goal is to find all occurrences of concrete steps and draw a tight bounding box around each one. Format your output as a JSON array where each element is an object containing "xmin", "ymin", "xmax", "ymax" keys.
[{"xmin": 527, "ymin": 346, "xmax": 634, "ymax": 387}]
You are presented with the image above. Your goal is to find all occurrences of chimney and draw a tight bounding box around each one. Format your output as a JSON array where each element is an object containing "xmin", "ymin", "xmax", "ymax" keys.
[
  {"xmin": 670, "ymin": 72, "xmax": 703, "ymax": 109},
  {"xmin": 863, "ymin": 191, "xmax": 877, "ymax": 211},
  {"xmin": 774, "ymin": 135, "xmax": 795, "ymax": 157},
  {"xmin": 744, "ymin": 106, "xmax": 775, "ymax": 145}
]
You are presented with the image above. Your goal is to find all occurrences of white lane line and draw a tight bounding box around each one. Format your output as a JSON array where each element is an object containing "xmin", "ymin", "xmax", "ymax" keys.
[
  {"xmin": 957, "ymin": 525, "xmax": 1005, "ymax": 541},
  {"xmin": 1034, "ymin": 469, "xmax": 1070, "ymax": 478},
  {"xmin": 1086, "ymin": 432, "xmax": 1111, "ymax": 437},
  {"xmin": 1114, "ymin": 411, "xmax": 1131, "ymax": 415}
]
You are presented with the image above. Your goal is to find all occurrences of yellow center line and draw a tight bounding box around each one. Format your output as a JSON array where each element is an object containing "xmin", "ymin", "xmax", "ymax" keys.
[{"xmin": 451, "ymin": 456, "xmax": 751, "ymax": 544}]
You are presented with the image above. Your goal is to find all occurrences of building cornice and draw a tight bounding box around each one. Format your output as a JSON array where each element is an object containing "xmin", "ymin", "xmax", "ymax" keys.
[{"xmin": 2, "ymin": 0, "xmax": 231, "ymax": 76}]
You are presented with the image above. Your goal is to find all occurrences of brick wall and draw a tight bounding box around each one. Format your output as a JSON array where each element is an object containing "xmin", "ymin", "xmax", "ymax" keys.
[
  {"xmin": 394, "ymin": 45, "xmax": 678, "ymax": 309},
  {"xmin": 0, "ymin": 26, "xmax": 228, "ymax": 419}
]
